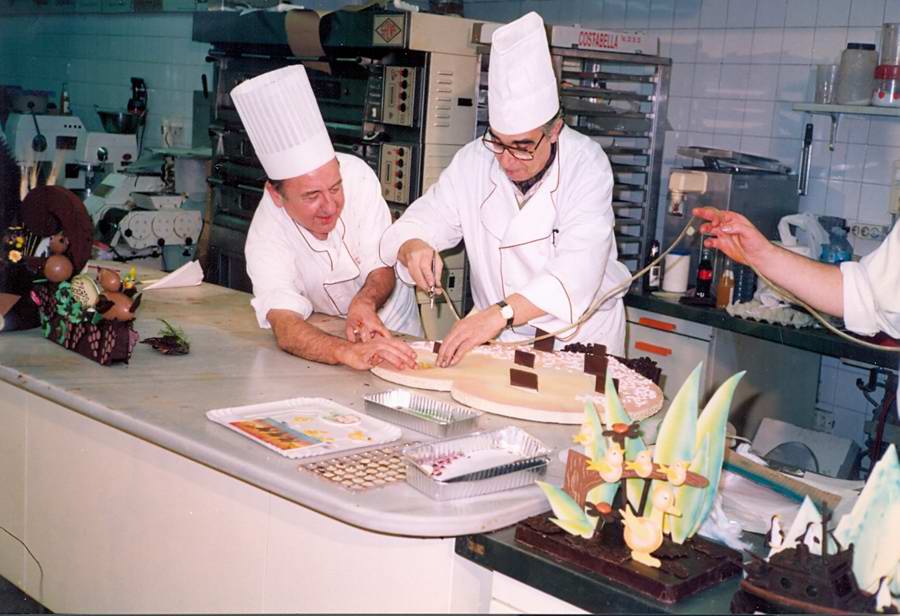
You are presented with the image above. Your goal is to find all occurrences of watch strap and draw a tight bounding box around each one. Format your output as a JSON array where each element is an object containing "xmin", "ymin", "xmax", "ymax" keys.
[{"xmin": 496, "ymin": 300, "xmax": 514, "ymax": 328}]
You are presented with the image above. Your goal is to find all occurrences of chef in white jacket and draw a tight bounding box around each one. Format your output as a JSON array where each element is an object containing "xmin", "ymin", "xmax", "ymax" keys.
[
  {"xmin": 233, "ymin": 65, "xmax": 420, "ymax": 370},
  {"xmin": 695, "ymin": 207, "xmax": 899, "ymax": 412},
  {"xmin": 380, "ymin": 12, "xmax": 631, "ymax": 367}
]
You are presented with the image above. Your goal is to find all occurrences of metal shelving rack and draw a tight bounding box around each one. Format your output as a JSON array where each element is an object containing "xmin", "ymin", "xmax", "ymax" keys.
[{"xmin": 551, "ymin": 47, "xmax": 671, "ymax": 286}]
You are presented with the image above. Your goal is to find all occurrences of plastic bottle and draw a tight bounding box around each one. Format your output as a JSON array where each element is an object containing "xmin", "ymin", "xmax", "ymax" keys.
[
  {"xmin": 835, "ymin": 43, "xmax": 878, "ymax": 105},
  {"xmin": 715, "ymin": 268, "xmax": 734, "ymax": 309},
  {"xmin": 646, "ymin": 239, "xmax": 661, "ymax": 292},
  {"xmin": 694, "ymin": 246, "xmax": 714, "ymax": 299}
]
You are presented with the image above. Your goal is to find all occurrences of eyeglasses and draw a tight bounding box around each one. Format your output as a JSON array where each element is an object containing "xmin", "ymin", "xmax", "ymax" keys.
[{"xmin": 481, "ymin": 129, "xmax": 545, "ymax": 161}]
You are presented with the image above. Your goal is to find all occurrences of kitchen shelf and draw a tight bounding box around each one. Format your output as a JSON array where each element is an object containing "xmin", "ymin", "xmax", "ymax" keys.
[{"xmin": 792, "ymin": 102, "xmax": 900, "ymax": 150}]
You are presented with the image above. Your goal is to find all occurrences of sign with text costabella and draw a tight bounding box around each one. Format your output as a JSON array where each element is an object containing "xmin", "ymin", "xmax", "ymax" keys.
[{"xmin": 549, "ymin": 25, "xmax": 657, "ymax": 55}]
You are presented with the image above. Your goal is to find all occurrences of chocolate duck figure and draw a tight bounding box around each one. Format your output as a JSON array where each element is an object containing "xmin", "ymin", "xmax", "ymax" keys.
[
  {"xmin": 94, "ymin": 267, "xmax": 141, "ymax": 321},
  {"xmin": 43, "ymin": 232, "xmax": 74, "ymax": 283}
]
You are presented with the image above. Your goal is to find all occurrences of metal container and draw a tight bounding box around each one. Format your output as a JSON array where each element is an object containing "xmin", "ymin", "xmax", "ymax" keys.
[
  {"xmin": 97, "ymin": 109, "xmax": 141, "ymax": 134},
  {"xmin": 402, "ymin": 427, "xmax": 551, "ymax": 501},
  {"xmin": 364, "ymin": 389, "xmax": 481, "ymax": 438}
]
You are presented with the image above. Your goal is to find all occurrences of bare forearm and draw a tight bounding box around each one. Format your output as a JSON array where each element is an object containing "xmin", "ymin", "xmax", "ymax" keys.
[
  {"xmin": 506, "ymin": 293, "xmax": 547, "ymax": 325},
  {"xmin": 268, "ymin": 309, "xmax": 349, "ymax": 364},
  {"xmin": 356, "ymin": 267, "xmax": 396, "ymax": 310},
  {"xmin": 752, "ymin": 244, "xmax": 844, "ymax": 317}
]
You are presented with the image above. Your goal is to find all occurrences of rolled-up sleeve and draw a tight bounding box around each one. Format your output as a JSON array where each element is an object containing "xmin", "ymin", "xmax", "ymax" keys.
[
  {"xmin": 245, "ymin": 199, "xmax": 314, "ymax": 329},
  {"xmin": 841, "ymin": 222, "xmax": 900, "ymax": 338},
  {"xmin": 380, "ymin": 147, "xmax": 467, "ymax": 285}
]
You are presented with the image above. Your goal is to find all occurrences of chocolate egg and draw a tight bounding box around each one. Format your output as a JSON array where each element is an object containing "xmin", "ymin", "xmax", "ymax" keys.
[
  {"xmin": 44, "ymin": 254, "xmax": 73, "ymax": 282},
  {"xmin": 69, "ymin": 274, "xmax": 100, "ymax": 308},
  {"xmin": 100, "ymin": 292, "xmax": 136, "ymax": 321},
  {"xmin": 49, "ymin": 233, "xmax": 69, "ymax": 255},
  {"xmin": 97, "ymin": 268, "xmax": 122, "ymax": 293}
]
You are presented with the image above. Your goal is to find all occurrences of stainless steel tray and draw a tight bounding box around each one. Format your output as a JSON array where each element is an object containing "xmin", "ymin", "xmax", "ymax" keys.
[
  {"xmin": 402, "ymin": 427, "xmax": 551, "ymax": 501},
  {"xmin": 363, "ymin": 389, "xmax": 481, "ymax": 438}
]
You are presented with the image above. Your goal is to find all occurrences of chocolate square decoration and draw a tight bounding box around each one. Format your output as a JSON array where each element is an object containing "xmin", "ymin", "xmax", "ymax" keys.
[
  {"xmin": 514, "ymin": 349, "xmax": 536, "ymax": 368},
  {"xmin": 583, "ymin": 353, "xmax": 608, "ymax": 377},
  {"xmin": 510, "ymin": 368, "xmax": 539, "ymax": 391},
  {"xmin": 588, "ymin": 343, "xmax": 606, "ymax": 357},
  {"xmin": 595, "ymin": 374, "xmax": 605, "ymax": 394},
  {"xmin": 533, "ymin": 328, "xmax": 555, "ymax": 353},
  {"xmin": 432, "ymin": 341, "xmax": 442, "ymax": 354}
]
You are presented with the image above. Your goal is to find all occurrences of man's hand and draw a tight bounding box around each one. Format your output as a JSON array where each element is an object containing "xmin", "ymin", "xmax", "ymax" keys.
[
  {"xmin": 397, "ymin": 238, "xmax": 443, "ymax": 293},
  {"xmin": 436, "ymin": 306, "xmax": 506, "ymax": 367},
  {"xmin": 693, "ymin": 207, "xmax": 775, "ymax": 268},
  {"xmin": 336, "ymin": 337, "xmax": 418, "ymax": 371},
  {"xmin": 345, "ymin": 296, "xmax": 390, "ymax": 342}
]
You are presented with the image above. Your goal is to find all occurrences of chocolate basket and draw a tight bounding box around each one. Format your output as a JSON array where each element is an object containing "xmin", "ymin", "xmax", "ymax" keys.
[{"xmin": 33, "ymin": 282, "xmax": 138, "ymax": 365}]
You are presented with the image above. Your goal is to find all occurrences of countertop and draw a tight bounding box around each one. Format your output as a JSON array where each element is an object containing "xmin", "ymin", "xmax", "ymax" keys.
[
  {"xmin": 626, "ymin": 293, "xmax": 900, "ymax": 369},
  {"xmin": 0, "ymin": 276, "xmax": 573, "ymax": 538}
]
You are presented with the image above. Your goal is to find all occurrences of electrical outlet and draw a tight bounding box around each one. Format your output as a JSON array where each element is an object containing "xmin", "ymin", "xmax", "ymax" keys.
[
  {"xmin": 161, "ymin": 118, "xmax": 185, "ymax": 147},
  {"xmin": 813, "ymin": 409, "xmax": 835, "ymax": 433},
  {"xmin": 851, "ymin": 223, "xmax": 890, "ymax": 241}
]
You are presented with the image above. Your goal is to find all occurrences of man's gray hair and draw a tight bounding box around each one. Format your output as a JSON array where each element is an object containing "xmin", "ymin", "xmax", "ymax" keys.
[{"xmin": 541, "ymin": 109, "xmax": 564, "ymax": 136}]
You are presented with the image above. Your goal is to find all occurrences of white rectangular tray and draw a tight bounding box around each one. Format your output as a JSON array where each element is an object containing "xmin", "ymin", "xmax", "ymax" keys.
[{"xmin": 207, "ymin": 397, "xmax": 402, "ymax": 459}]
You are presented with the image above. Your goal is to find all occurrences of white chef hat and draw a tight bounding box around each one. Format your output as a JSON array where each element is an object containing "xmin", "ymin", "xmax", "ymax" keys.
[
  {"xmin": 230, "ymin": 65, "xmax": 335, "ymax": 180},
  {"xmin": 488, "ymin": 12, "xmax": 559, "ymax": 136}
]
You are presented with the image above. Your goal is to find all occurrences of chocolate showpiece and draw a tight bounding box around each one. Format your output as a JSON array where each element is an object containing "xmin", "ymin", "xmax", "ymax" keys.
[
  {"xmin": 432, "ymin": 341, "xmax": 442, "ymax": 354},
  {"xmin": 533, "ymin": 327, "xmax": 555, "ymax": 352},
  {"xmin": 510, "ymin": 368, "xmax": 538, "ymax": 391},
  {"xmin": 583, "ymin": 353, "xmax": 608, "ymax": 377},
  {"xmin": 514, "ymin": 349, "xmax": 535, "ymax": 368}
]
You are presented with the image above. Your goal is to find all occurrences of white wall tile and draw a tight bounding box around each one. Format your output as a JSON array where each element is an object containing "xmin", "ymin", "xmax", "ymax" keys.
[
  {"xmin": 739, "ymin": 135, "xmax": 772, "ymax": 156},
  {"xmin": 747, "ymin": 64, "xmax": 780, "ymax": 100},
  {"xmin": 670, "ymin": 29, "xmax": 700, "ymax": 61},
  {"xmin": 830, "ymin": 142, "xmax": 867, "ymax": 182},
  {"xmin": 858, "ymin": 183, "xmax": 893, "ymax": 225},
  {"xmin": 700, "ymin": 0, "xmax": 728, "ymax": 27},
  {"xmin": 847, "ymin": 0, "xmax": 885, "ymax": 26},
  {"xmin": 668, "ymin": 96, "xmax": 692, "ymax": 131},
  {"xmin": 785, "ymin": 0, "xmax": 819, "ymax": 26},
  {"xmin": 863, "ymin": 145, "xmax": 900, "ymax": 185},
  {"xmin": 673, "ymin": 0, "xmax": 702, "ymax": 28},
  {"xmin": 817, "ymin": 363, "xmax": 837, "ymax": 404},
  {"xmin": 697, "ymin": 27, "xmax": 726, "ymax": 60},
  {"xmin": 670, "ymin": 61, "xmax": 696, "ymax": 96},
  {"xmin": 650, "ymin": 0, "xmax": 676, "ymax": 27},
  {"xmin": 723, "ymin": 28, "xmax": 754, "ymax": 63},
  {"xmin": 714, "ymin": 97, "xmax": 745, "ymax": 133},
  {"xmin": 812, "ymin": 27, "xmax": 848, "ymax": 64},
  {"xmin": 831, "ymin": 406, "xmax": 867, "ymax": 447},
  {"xmin": 866, "ymin": 117, "xmax": 900, "ymax": 148},
  {"xmin": 727, "ymin": 0, "xmax": 757, "ymax": 27},
  {"xmin": 837, "ymin": 116, "xmax": 871, "ymax": 144},
  {"xmin": 743, "ymin": 100, "xmax": 775, "ymax": 136},
  {"xmin": 756, "ymin": 0, "xmax": 788, "ymax": 27},
  {"xmin": 693, "ymin": 62, "xmax": 722, "ymax": 96},
  {"xmin": 825, "ymin": 179, "xmax": 861, "ymax": 220},
  {"xmin": 800, "ymin": 177, "xmax": 829, "ymax": 213},
  {"xmin": 689, "ymin": 97, "xmax": 718, "ymax": 131},
  {"xmin": 780, "ymin": 28, "xmax": 816, "ymax": 64},
  {"xmin": 626, "ymin": 0, "xmax": 651, "ymax": 28},
  {"xmin": 845, "ymin": 26, "xmax": 879, "ymax": 46},
  {"xmin": 816, "ymin": 0, "xmax": 852, "ymax": 27},
  {"xmin": 887, "ymin": 0, "xmax": 900, "ymax": 22},
  {"xmin": 833, "ymin": 363, "xmax": 871, "ymax": 412},
  {"xmin": 810, "ymin": 140, "xmax": 833, "ymax": 178},
  {"xmin": 751, "ymin": 27, "xmax": 784, "ymax": 63},
  {"xmin": 719, "ymin": 62, "xmax": 751, "ymax": 96},
  {"xmin": 713, "ymin": 132, "xmax": 741, "ymax": 148},
  {"xmin": 777, "ymin": 63, "xmax": 813, "ymax": 101},
  {"xmin": 773, "ymin": 101, "xmax": 804, "ymax": 137},
  {"xmin": 603, "ymin": 0, "xmax": 628, "ymax": 28}
]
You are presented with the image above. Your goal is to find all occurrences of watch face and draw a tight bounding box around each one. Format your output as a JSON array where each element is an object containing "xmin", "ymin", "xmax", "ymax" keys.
[{"xmin": 500, "ymin": 305, "xmax": 514, "ymax": 319}]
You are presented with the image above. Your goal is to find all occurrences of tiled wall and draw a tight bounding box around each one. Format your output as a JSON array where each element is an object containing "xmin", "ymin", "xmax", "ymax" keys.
[
  {"xmin": 2, "ymin": 0, "xmax": 894, "ymax": 448},
  {"xmin": 0, "ymin": 13, "xmax": 212, "ymax": 148}
]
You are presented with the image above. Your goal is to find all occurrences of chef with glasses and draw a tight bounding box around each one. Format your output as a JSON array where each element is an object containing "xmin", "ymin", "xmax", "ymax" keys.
[{"xmin": 380, "ymin": 11, "xmax": 630, "ymax": 367}]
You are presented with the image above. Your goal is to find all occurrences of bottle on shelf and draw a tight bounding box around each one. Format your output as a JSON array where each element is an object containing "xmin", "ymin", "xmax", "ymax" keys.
[
  {"xmin": 646, "ymin": 239, "xmax": 661, "ymax": 293},
  {"xmin": 694, "ymin": 244, "xmax": 714, "ymax": 299},
  {"xmin": 60, "ymin": 82, "xmax": 70, "ymax": 115},
  {"xmin": 715, "ymin": 267, "xmax": 734, "ymax": 309}
]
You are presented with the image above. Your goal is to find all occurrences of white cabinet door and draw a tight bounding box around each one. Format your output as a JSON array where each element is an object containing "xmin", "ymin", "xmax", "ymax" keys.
[
  {"xmin": 625, "ymin": 321, "xmax": 711, "ymax": 403},
  {"xmin": 490, "ymin": 572, "xmax": 588, "ymax": 614}
]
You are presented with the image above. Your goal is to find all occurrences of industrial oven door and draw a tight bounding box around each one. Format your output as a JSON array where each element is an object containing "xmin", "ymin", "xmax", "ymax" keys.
[{"xmin": 625, "ymin": 308, "xmax": 713, "ymax": 404}]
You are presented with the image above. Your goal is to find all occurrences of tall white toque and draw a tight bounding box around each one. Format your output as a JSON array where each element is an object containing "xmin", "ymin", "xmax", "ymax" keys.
[
  {"xmin": 230, "ymin": 65, "xmax": 335, "ymax": 180},
  {"xmin": 488, "ymin": 11, "xmax": 559, "ymax": 136}
]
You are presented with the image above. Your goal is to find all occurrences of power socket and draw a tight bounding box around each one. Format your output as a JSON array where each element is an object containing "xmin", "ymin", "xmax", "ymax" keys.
[
  {"xmin": 851, "ymin": 223, "xmax": 890, "ymax": 241},
  {"xmin": 813, "ymin": 409, "xmax": 835, "ymax": 433},
  {"xmin": 161, "ymin": 118, "xmax": 185, "ymax": 147}
]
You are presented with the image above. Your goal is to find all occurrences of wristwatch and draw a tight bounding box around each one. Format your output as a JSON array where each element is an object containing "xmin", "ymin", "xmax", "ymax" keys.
[{"xmin": 496, "ymin": 300, "xmax": 514, "ymax": 328}]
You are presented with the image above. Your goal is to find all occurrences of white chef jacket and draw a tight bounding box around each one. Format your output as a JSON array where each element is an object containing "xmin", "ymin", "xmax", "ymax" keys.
[
  {"xmin": 380, "ymin": 125, "xmax": 630, "ymax": 354},
  {"xmin": 245, "ymin": 153, "xmax": 422, "ymax": 337},
  {"xmin": 841, "ymin": 222, "xmax": 900, "ymax": 339}
]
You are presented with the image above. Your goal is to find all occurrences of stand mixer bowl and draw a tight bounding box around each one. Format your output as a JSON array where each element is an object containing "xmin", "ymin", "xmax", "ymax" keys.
[{"xmin": 97, "ymin": 109, "xmax": 141, "ymax": 134}]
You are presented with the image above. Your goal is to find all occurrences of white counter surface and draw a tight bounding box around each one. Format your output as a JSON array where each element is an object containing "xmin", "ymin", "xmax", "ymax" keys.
[{"xmin": 0, "ymin": 279, "xmax": 571, "ymax": 538}]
